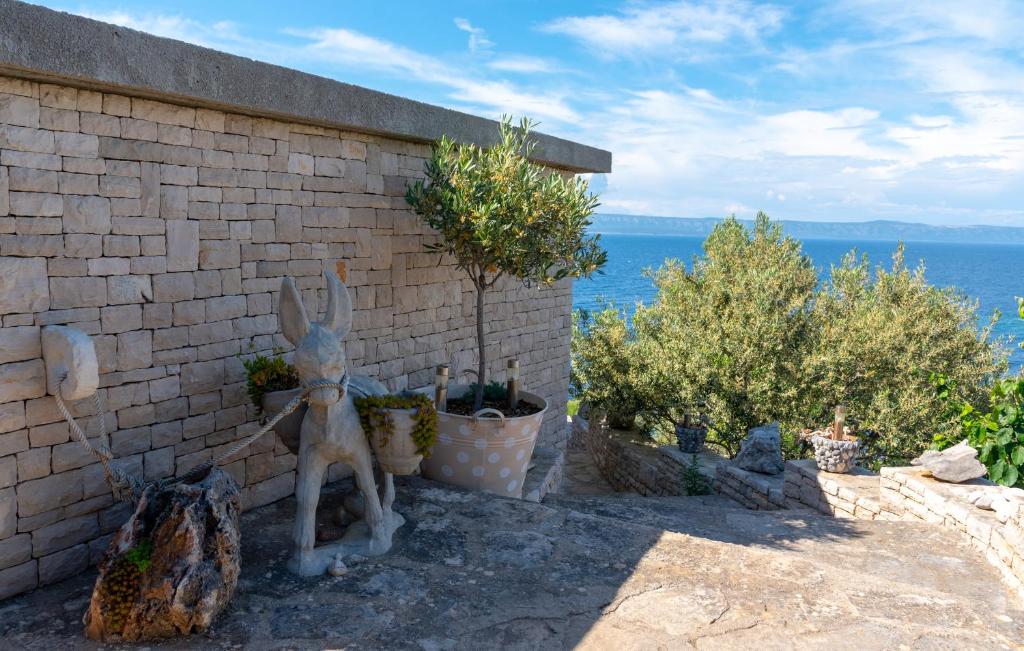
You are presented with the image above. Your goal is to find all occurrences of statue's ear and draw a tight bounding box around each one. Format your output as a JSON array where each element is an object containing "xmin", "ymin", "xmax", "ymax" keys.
[
  {"xmin": 279, "ymin": 276, "xmax": 309, "ymax": 346},
  {"xmin": 321, "ymin": 271, "xmax": 353, "ymax": 338}
]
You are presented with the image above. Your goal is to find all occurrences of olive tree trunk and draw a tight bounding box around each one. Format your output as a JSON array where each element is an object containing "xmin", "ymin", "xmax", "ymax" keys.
[{"xmin": 474, "ymin": 282, "xmax": 486, "ymax": 411}]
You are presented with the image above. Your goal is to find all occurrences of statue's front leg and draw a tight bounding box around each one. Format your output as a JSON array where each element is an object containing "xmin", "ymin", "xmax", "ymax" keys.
[
  {"xmin": 380, "ymin": 471, "xmax": 396, "ymax": 513},
  {"xmin": 288, "ymin": 445, "xmax": 328, "ymax": 576}
]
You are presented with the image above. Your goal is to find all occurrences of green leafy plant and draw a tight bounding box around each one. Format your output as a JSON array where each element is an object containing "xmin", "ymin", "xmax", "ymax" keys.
[
  {"xmin": 124, "ymin": 538, "xmax": 153, "ymax": 573},
  {"xmin": 407, "ymin": 116, "xmax": 606, "ymax": 411},
  {"xmin": 683, "ymin": 454, "xmax": 711, "ymax": 496},
  {"xmin": 934, "ymin": 374, "xmax": 1024, "ymax": 487},
  {"xmin": 241, "ymin": 349, "xmax": 300, "ymax": 414},
  {"xmin": 461, "ymin": 381, "xmax": 508, "ymax": 405},
  {"xmin": 571, "ymin": 307, "xmax": 652, "ymax": 430},
  {"xmin": 932, "ymin": 297, "xmax": 1024, "ymax": 487},
  {"xmin": 354, "ymin": 394, "xmax": 439, "ymax": 457}
]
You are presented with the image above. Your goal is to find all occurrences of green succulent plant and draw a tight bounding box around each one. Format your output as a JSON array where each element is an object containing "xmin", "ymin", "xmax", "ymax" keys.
[{"xmin": 354, "ymin": 393, "xmax": 439, "ymax": 457}]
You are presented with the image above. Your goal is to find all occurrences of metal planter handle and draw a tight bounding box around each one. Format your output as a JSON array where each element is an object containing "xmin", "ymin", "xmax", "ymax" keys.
[{"xmin": 472, "ymin": 408, "xmax": 506, "ymax": 423}]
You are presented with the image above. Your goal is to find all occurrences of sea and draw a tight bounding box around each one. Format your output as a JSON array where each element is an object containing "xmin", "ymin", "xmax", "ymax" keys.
[{"xmin": 573, "ymin": 233, "xmax": 1024, "ymax": 374}]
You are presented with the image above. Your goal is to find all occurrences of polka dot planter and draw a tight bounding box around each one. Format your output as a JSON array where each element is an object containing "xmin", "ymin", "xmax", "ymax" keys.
[{"xmin": 420, "ymin": 385, "xmax": 548, "ymax": 499}]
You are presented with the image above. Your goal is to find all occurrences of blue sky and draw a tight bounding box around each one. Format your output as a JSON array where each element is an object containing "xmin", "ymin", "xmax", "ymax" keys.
[{"xmin": 34, "ymin": 1, "xmax": 1024, "ymax": 226}]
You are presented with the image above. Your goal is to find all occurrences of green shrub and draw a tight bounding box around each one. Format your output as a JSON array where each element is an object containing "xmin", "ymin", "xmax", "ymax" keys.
[
  {"xmin": 683, "ymin": 454, "xmax": 711, "ymax": 496},
  {"xmin": 934, "ymin": 376, "xmax": 1024, "ymax": 487},
  {"xmin": 637, "ymin": 213, "xmax": 817, "ymax": 455},
  {"xmin": 588, "ymin": 213, "xmax": 1005, "ymax": 467},
  {"xmin": 570, "ymin": 307, "xmax": 649, "ymax": 429},
  {"xmin": 804, "ymin": 247, "xmax": 1005, "ymax": 464}
]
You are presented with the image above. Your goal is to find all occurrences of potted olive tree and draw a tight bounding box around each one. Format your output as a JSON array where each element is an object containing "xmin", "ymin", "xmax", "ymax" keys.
[{"xmin": 406, "ymin": 117, "xmax": 606, "ymax": 497}]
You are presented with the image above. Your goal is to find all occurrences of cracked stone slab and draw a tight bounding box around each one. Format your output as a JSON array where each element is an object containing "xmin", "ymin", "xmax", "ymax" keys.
[{"xmin": 0, "ymin": 477, "xmax": 1021, "ymax": 649}]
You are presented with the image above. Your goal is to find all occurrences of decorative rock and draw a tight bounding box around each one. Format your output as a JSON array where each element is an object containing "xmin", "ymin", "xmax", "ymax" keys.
[
  {"xmin": 967, "ymin": 486, "xmax": 1024, "ymax": 516},
  {"xmin": 912, "ymin": 440, "xmax": 987, "ymax": 483},
  {"xmin": 328, "ymin": 556, "xmax": 348, "ymax": 576},
  {"xmin": 42, "ymin": 325, "xmax": 99, "ymax": 401},
  {"xmin": 734, "ymin": 423, "xmax": 785, "ymax": 475},
  {"xmin": 810, "ymin": 434, "xmax": 859, "ymax": 474},
  {"xmin": 83, "ymin": 467, "xmax": 241, "ymax": 642}
]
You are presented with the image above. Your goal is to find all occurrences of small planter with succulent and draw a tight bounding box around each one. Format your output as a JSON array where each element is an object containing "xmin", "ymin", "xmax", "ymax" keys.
[
  {"xmin": 354, "ymin": 393, "xmax": 439, "ymax": 475},
  {"xmin": 241, "ymin": 348, "xmax": 303, "ymax": 454},
  {"xmin": 810, "ymin": 405, "xmax": 860, "ymax": 473}
]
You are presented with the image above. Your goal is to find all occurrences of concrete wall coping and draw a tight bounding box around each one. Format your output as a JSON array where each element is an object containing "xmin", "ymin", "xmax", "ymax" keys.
[{"xmin": 0, "ymin": 0, "xmax": 611, "ymax": 173}]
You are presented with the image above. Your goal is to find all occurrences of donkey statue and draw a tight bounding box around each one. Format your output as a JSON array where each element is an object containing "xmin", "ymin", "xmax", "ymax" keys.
[{"xmin": 279, "ymin": 271, "xmax": 403, "ymax": 576}]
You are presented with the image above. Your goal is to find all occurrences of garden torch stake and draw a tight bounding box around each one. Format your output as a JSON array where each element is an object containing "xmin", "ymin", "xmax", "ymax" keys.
[
  {"xmin": 833, "ymin": 404, "xmax": 847, "ymax": 441},
  {"xmin": 435, "ymin": 365, "xmax": 449, "ymax": 412},
  {"xmin": 507, "ymin": 359, "xmax": 519, "ymax": 411}
]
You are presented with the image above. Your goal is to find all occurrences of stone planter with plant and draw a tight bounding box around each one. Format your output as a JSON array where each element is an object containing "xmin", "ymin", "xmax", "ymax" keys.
[
  {"xmin": 811, "ymin": 405, "xmax": 860, "ymax": 473},
  {"xmin": 241, "ymin": 349, "xmax": 303, "ymax": 454},
  {"xmin": 675, "ymin": 413, "xmax": 709, "ymax": 454},
  {"xmin": 406, "ymin": 116, "xmax": 606, "ymax": 497},
  {"xmin": 354, "ymin": 394, "xmax": 439, "ymax": 475}
]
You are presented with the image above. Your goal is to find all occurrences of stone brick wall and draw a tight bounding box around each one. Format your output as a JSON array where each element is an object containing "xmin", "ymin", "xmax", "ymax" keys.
[
  {"xmin": 713, "ymin": 462, "xmax": 786, "ymax": 510},
  {"xmin": 571, "ymin": 415, "xmax": 722, "ymax": 497},
  {"xmin": 784, "ymin": 460, "xmax": 893, "ymax": 520},
  {"xmin": 880, "ymin": 467, "xmax": 1024, "ymax": 599},
  {"xmin": 0, "ymin": 75, "xmax": 574, "ymax": 599}
]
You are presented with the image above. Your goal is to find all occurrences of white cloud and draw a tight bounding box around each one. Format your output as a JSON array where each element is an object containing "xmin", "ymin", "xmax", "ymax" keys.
[
  {"xmin": 454, "ymin": 18, "xmax": 493, "ymax": 53},
  {"xmin": 74, "ymin": 8, "xmax": 581, "ymax": 125},
  {"xmin": 289, "ymin": 27, "xmax": 579, "ymax": 123},
  {"xmin": 543, "ymin": 0, "xmax": 784, "ymax": 58},
  {"xmin": 487, "ymin": 55, "xmax": 566, "ymax": 74}
]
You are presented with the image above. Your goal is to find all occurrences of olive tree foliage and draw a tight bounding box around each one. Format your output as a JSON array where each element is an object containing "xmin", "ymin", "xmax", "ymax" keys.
[
  {"xmin": 805, "ymin": 248, "xmax": 1006, "ymax": 464},
  {"xmin": 571, "ymin": 307, "xmax": 652, "ymax": 430},
  {"xmin": 406, "ymin": 117, "xmax": 606, "ymax": 410},
  {"xmin": 638, "ymin": 214, "xmax": 817, "ymax": 455}
]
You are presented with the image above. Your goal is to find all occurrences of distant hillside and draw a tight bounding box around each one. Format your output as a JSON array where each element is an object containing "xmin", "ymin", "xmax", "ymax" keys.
[{"xmin": 591, "ymin": 214, "xmax": 1024, "ymax": 244}]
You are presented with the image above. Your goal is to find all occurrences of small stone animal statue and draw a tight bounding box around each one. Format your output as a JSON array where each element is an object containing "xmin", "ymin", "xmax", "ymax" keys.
[{"xmin": 279, "ymin": 271, "xmax": 403, "ymax": 576}]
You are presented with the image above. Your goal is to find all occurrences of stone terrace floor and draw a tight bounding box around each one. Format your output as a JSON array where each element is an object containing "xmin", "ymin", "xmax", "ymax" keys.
[{"xmin": 1, "ymin": 477, "xmax": 1022, "ymax": 649}]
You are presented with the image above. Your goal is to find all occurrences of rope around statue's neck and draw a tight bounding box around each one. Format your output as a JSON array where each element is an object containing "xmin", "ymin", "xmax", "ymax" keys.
[{"xmin": 53, "ymin": 372, "xmax": 350, "ymax": 503}]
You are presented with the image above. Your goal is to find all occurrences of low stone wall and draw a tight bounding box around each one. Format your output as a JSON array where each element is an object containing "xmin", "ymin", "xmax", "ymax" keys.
[
  {"xmin": 880, "ymin": 467, "xmax": 1024, "ymax": 599},
  {"xmin": 785, "ymin": 459, "xmax": 893, "ymax": 521},
  {"xmin": 572, "ymin": 414, "xmax": 785, "ymax": 508},
  {"xmin": 522, "ymin": 446, "xmax": 563, "ymax": 503},
  {"xmin": 572, "ymin": 416, "xmax": 663, "ymax": 495},
  {"xmin": 714, "ymin": 462, "xmax": 786, "ymax": 510}
]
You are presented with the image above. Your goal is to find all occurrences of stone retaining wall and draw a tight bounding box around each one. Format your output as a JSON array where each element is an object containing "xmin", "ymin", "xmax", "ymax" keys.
[
  {"xmin": 880, "ymin": 467, "xmax": 1024, "ymax": 598},
  {"xmin": 572, "ymin": 414, "xmax": 787, "ymax": 508},
  {"xmin": 785, "ymin": 459, "xmax": 893, "ymax": 521},
  {"xmin": 0, "ymin": 74, "xmax": 581, "ymax": 599},
  {"xmin": 714, "ymin": 462, "xmax": 786, "ymax": 510},
  {"xmin": 571, "ymin": 415, "xmax": 665, "ymax": 494}
]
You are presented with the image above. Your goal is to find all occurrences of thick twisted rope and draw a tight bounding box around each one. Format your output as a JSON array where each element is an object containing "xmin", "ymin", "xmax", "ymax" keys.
[
  {"xmin": 53, "ymin": 385, "xmax": 143, "ymax": 503},
  {"xmin": 53, "ymin": 374, "xmax": 349, "ymax": 503}
]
